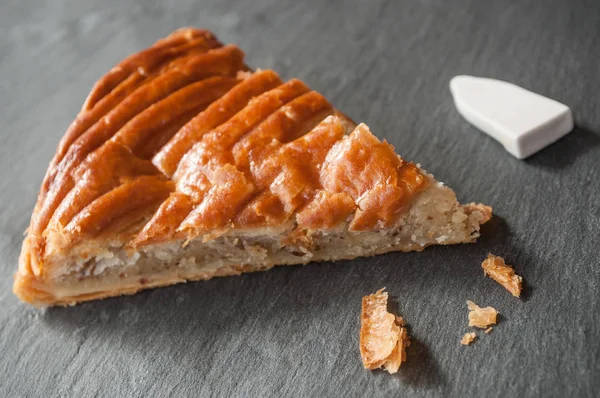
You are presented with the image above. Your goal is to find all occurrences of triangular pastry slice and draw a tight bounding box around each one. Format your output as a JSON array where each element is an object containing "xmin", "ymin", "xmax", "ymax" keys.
[{"xmin": 14, "ymin": 28, "xmax": 492, "ymax": 306}]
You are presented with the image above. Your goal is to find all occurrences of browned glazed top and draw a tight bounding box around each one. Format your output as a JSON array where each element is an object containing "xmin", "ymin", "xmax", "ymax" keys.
[{"xmin": 27, "ymin": 28, "xmax": 427, "ymax": 276}]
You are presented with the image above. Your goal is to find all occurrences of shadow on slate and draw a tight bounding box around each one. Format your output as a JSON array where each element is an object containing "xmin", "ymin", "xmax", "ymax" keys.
[
  {"xmin": 40, "ymin": 264, "xmax": 356, "ymax": 353},
  {"xmin": 399, "ymin": 336, "xmax": 447, "ymax": 389},
  {"xmin": 525, "ymin": 126, "xmax": 600, "ymax": 170},
  {"xmin": 386, "ymin": 295, "xmax": 447, "ymax": 389},
  {"xmin": 472, "ymin": 215, "xmax": 539, "ymax": 302}
]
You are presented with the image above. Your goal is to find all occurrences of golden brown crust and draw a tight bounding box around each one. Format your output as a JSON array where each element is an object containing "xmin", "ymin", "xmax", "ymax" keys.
[
  {"xmin": 25, "ymin": 29, "xmax": 430, "ymax": 262},
  {"xmin": 82, "ymin": 28, "xmax": 222, "ymax": 111},
  {"xmin": 320, "ymin": 124, "xmax": 427, "ymax": 231},
  {"xmin": 42, "ymin": 39, "xmax": 237, "ymax": 200},
  {"xmin": 153, "ymin": 69, "xmax": 284, "ymax": 176},
  {"xmin": 30, "ymin": 40, "xmax": 245, "ymax": 272},
  {"xmin": 360, "ymin": 288, "xmax": 410, "ymax": 374},
  {"xmin": 481, "ymin": 253, "xmax": 523, "ymax": 297}
]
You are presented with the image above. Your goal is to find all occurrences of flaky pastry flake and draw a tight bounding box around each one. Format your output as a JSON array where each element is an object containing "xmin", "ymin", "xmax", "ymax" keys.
[
  {"xmin": 467, "ymin": 300, "xmax": 498, "ymax": 329},
  {"xmin": 461, "ymin": 332, "xmax": 477, "ymax": 346},
  {"xmin": 482, "ymin": 253, "xmax": 523, "ymax": 297},
  {"xmin": 360, "ymin": 288, "xmax": 410, "ymax": 374}
]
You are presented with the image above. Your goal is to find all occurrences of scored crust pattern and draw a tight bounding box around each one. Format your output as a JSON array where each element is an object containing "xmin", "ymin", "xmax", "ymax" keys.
[{"xmin": 26, "ymin": 28, "xmax": 427, "ymax": 275}]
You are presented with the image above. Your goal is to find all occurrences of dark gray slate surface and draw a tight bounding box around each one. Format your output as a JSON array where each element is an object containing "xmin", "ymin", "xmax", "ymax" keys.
[{"xmin": 1, "ymin": 0, "xmax": 599, "ymax": 396}]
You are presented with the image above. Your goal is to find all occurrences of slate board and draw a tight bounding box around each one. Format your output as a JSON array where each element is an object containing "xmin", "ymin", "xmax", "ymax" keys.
[{"xmin": 1, "ymin": 0, "xmax": 599, "ymax": 396}]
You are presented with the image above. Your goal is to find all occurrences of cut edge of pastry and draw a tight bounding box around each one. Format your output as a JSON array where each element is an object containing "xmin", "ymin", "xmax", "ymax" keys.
[
  {"xmin": 15, "ymin": 173, "xmax": 491, "ymax": 306},
  {"xmin": 360, "ymin": 288, "xmax": 410, "ymax": 374}
]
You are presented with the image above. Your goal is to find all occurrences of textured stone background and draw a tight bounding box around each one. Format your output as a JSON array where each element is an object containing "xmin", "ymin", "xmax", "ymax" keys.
[{"xmin": 1, "ymin": 0, "xmax": 599, "ymax": 396}]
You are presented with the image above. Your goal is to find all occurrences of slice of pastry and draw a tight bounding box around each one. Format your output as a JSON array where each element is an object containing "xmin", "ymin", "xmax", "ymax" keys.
[{"xmin": 14, "ymin": 28, "xmax": 492, "ymax": 306}]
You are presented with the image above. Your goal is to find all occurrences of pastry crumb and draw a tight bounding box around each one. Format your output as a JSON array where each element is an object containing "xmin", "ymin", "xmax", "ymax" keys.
[
  {"xmin": 360, "ymin": 288, "xmax": 410, "ymax": 374},
  {"xmin": 461, "ymin": 332, "xmax": 477, "ymax": 345},
  {"xmin": 484, "ymin": 327, "xmax": 493, "ymax": 334},
  {"xmin": 482, "ymin": 254, "xmax": 523, "ymax": 297},
  {"xmin": 467, "ymin": 300, "xmax": 498, "ymax": 328}
]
